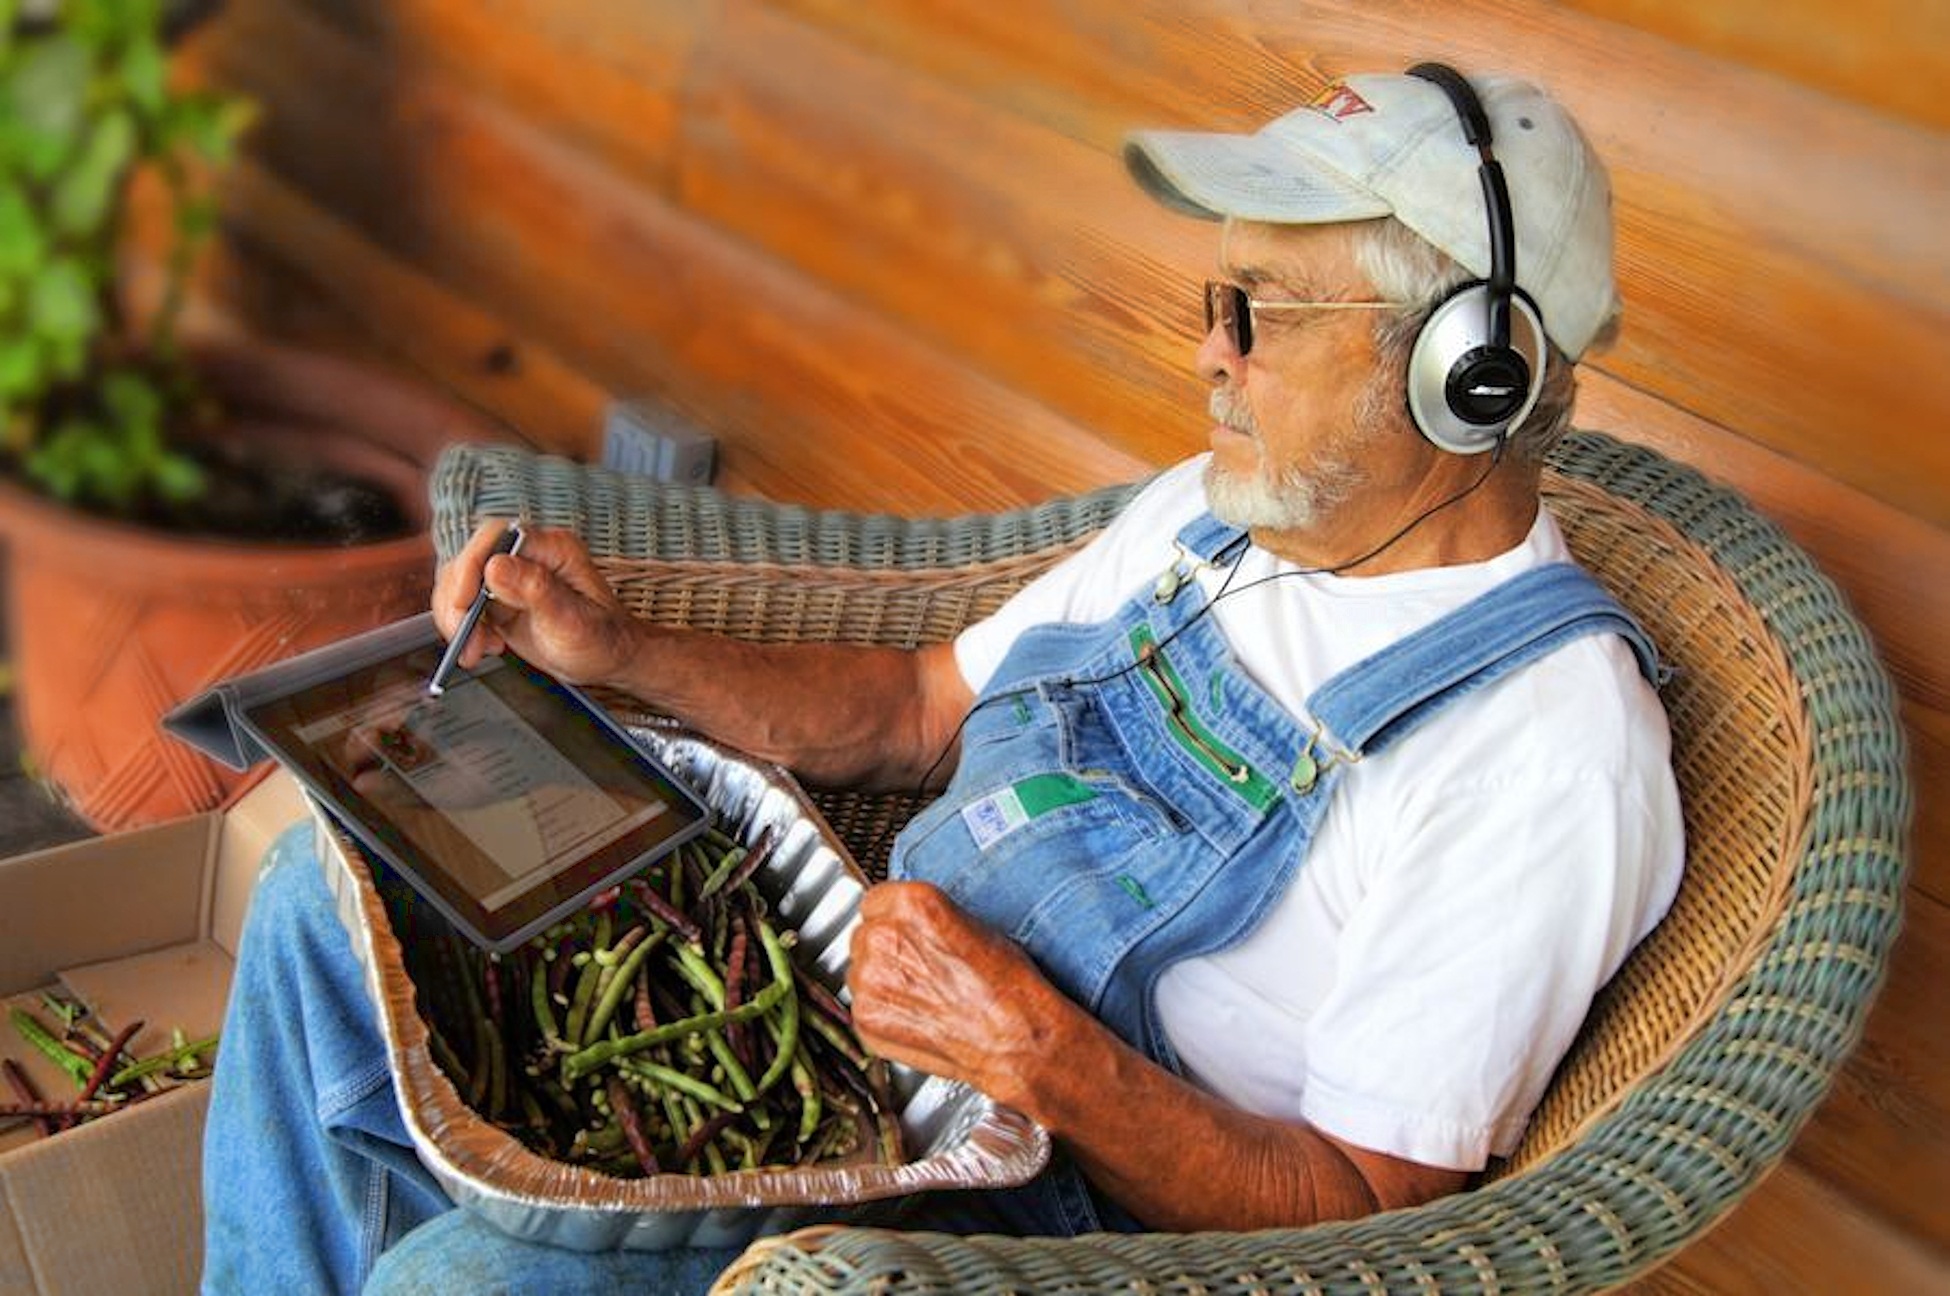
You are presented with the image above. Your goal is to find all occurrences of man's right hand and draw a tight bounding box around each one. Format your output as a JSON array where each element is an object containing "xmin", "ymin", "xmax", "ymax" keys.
[
  {"xmin": 432, "ymin": 522, "xmax": 637, "ymax": 687},
  {"xmin": 433, "ymin": 520, "xmax": 973, "ymax": 791}
]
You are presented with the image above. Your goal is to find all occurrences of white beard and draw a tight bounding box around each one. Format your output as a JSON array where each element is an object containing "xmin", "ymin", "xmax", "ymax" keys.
[{"xmin": 1202, "ymin": 389, "xmax": 1368, "ymax": 532}]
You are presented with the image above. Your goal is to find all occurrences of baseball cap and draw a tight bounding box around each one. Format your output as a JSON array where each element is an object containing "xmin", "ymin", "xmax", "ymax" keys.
[{"xmin": 1124, "ymin": 71, "xmax": 1619, "ymax": 359}]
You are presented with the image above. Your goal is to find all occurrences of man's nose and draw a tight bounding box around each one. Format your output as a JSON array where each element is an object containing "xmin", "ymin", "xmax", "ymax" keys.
[{"xmin": 1195, "ymin": 314, "xmax": 1240, "ymax": 384}]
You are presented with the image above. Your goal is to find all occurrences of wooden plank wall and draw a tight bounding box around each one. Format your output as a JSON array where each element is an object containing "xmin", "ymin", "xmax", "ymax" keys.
[{"xmin": 161, "ymin": 1, "xmax": 1948, "ymax": 1288}]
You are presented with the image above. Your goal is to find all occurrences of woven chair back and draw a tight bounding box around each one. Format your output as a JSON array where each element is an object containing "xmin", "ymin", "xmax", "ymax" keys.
[{"xmin": 1492, "ymin": 475, "xmax": 1808, "ymax": 1171}]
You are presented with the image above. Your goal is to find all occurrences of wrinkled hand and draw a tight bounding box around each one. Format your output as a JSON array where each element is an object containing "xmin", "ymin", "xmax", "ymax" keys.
[
  {"xmin": 848, "ymin": 881, "xmax": 1069, "ymax": 1114},
  {"xmin": 432, "ymin": 523, "xmax": 635, "ymax": 686}
]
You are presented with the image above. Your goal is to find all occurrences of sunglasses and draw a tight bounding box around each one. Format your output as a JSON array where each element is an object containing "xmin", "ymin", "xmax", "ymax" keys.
[{"xmin": 1203, "ymin": 280, "xmax": 1405, "ymax": 357}]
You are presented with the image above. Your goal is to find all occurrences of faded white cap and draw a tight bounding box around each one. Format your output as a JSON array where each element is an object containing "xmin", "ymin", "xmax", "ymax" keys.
[{"xmin": 1124, "ymin": 72, "xmax": 1619, "ymax": 359}]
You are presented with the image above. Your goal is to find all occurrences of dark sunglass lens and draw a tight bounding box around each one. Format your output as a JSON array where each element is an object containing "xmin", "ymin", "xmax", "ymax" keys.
[
  {"xmin": 1231, "ymin": 286, "xmax": 1252, "ymax": 355},
  {"xmin": 1204, "ymin": 282, "xmax": 1250, "ymax": 355}
]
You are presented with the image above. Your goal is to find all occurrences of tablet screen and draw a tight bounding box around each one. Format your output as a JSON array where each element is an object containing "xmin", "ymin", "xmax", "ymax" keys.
[{"xmin": 245, "ymin": 642, "xmax": 709, "ymax": 950}]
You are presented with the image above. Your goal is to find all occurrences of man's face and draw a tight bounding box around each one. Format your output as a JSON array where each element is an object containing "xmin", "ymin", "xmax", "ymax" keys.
[{"xmin": 1198, "ymin": 220, "xmax": 1419, "ymax": 542}]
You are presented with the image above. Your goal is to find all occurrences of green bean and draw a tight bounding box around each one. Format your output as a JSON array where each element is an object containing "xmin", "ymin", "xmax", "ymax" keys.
[
  {"xmin": 790, "ymin": 1048, "xmax": 820, "ymax": 1145},
  {"xmin": 107, "ymin": 1033, "xmax": 220, "ymax": 1088},
  {"xmin": 530, "ymin": 953, "xmax": 564, "ymax": 1050},
  {"xmin": 562, "ymin": 953, "xmax": 602, "ymax": 1048},
  {"xmin": 518, "ymin": 1086, "xmax": 548, "ymax": 1134},
  {"xmin": 560, "ymin": 979, "xmax": 787, "ymax": 1081},
  {"xmin": 697, "ymin": 845, "xmax": 748, "ymax": 901},
  {"xmin": 702, "ymin": 1028, "xmax": 775, "ymax": 1132},
  {"xmin": 755, "ymin": 921, "xmax": 799, "ymax": 1095},
  {"xmin": 482, "ymin": 1016, "xmax": 508, "ymax": 1118},
  {"xmin": 582, "ymin": 929, "xmax": 666, "ymax": 1047},
  {"xmin": 669, "ymin": 941, "xmax": 726, "ymax": 1007},
  {"xmin": 802, "ymin": 1005, "xmax": 869, "ymax": 1070},
  {"xmin": 617, "ymin": 1058, "xmax": 741, "ymax": 1113},
  {"xmin": 659, "ymin": 1088, "xmax": 694, "ymax": 1169},
  {"xmin": 9, "ymin": 1008, "xmax": 94, "ymax": 1088}
]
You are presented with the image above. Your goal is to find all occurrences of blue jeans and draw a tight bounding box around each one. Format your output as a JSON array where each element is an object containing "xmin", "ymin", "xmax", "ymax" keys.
[{"xmin": 201, "ymin": 823, "xmax": 1102, "ymax": 1295}]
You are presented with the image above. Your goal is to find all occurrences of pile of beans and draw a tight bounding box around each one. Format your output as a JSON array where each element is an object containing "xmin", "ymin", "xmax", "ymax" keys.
[{"xmin": 397, "ymin": 824, "xmax": 904, "ymax": 1179}]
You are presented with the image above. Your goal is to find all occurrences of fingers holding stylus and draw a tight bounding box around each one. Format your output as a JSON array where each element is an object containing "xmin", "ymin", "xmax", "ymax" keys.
[
  {"xmin": 433, "ymin": 521, "xmax": 520, "ymax": 668},
  {"xmin": 431, "ymin": 522, "xmax": 633, "ymax": 686}
]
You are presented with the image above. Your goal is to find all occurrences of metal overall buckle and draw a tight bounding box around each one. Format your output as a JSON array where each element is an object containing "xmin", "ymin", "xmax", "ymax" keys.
[
  {"xmin": 1153, "ymin": 541, "xmax": 1211, "ymax": 604},
  {"xmin": 1290, "ymin": 724, "xmax": 1362, "ymax": 795}
]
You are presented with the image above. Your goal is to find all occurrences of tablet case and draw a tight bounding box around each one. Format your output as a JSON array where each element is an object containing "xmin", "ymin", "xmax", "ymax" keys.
[
  {"xmin": 165, "ymin": 614, "xmax": 446, "ymax": 772},
  {"xmin": 163, "ymin": 614, "xmax": 711, "ymax": 951}
]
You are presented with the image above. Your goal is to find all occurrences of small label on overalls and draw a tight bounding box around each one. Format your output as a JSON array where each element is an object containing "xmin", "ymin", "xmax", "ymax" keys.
[
  {"xmin": 962, "ymin": 788, "xmax": 1029, "ymax": 849},
  {"xmin": 959, "ymin": 774, "xmax": 1100, "ymax": 851}
]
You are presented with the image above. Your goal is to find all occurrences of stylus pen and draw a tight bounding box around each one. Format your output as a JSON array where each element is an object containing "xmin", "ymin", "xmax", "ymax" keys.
[{"xmin": 426, "ymin": 522, "xmax": 525, "ymax": 697}]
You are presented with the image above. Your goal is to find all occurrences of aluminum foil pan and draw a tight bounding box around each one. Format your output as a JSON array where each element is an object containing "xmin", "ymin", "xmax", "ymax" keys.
[{"xmin": 318, "ymin": 726, "xmax": 1051, "ymax": 1251}]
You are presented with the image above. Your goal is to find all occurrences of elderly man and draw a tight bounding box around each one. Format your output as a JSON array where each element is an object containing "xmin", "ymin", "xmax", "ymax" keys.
[{"xmin": 201, "ymin": 64, "xmax": 1682, "ymax": 1293}]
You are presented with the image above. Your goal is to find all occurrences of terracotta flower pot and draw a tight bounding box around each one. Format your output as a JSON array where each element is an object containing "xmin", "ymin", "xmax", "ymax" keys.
[{"xmin": 0, "ymin": 340, "xmax": 501, "ymax": 831}]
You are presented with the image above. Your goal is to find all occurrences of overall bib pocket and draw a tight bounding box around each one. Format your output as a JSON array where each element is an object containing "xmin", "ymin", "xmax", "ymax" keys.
[{"xmin": 894, "ymin": 766, "xmax": 1184, "ymax": 908}]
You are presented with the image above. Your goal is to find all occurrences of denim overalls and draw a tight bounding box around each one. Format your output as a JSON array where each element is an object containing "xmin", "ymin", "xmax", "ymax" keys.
[{"xmin": 889, "ymin": 511, "xmax": 1658, "ymax": 1234}]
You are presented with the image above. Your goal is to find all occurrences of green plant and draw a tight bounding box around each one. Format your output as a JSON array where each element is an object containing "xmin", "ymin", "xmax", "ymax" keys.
[{"xmin": 0, "ymin": 0, "xmax": 251, "ymax": 512}]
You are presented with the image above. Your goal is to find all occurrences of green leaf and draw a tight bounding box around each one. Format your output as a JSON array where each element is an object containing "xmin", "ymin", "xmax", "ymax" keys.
[
  {"xmin": 164, "ymin": 92, "xmax": 257, "ymax": 166},
  {"xmin": 26, "ymin": 418, "xmax": 91, "ymax": 501},
  {"xmin": 51, "ymin": 108, "xmax": 137, "ymax": 238},
  {"xmin": 101, "ymin": 367, "xmax": 163, "ymax": 439},
  {"xmin": 6, "ymin": 36, "xmax": 92, "ymax": 148},
  {"xmin": 2, "ymin": 122, "xmax": 77, "ymax": 185},
  {"xmin": 27, "ymin": 258, "xmax": 100, "ymax": 342},
  {"xmin": 62, "ymin": 0, "xmax": 164, "ymax": 47},
  {"xmin": 46, "ymin": 332, "xmax": 88, "ymax": 381},
  {"xmin": 78, "ymin": 428, "xmax": 135, "ymax": 507},
  {"xmin": 119, "ymin": 31, "xmax": 168, "ymax": 114},
  {"xmin": 0, "ymin": 180, "xmax": 45, "ymax": 276},
  {"xmin": 152, "ymin": 449, "xmax": 204, "ymax": 502},
  {"xmin": 0, "ymin": 338, "xmax": 41, "ymax": 399}
]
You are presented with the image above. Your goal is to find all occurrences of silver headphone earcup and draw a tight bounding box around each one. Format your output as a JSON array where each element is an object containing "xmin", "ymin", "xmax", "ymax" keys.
[{"xmin": 1406, "ymin": 289, "xmax": 1547, "ymax": 455}]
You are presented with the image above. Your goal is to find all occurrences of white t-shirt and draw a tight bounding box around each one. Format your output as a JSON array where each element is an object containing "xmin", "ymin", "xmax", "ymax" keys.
[{"xmin": 953, "ymin": 456, "xmax": 1684, "ymax": 1170}]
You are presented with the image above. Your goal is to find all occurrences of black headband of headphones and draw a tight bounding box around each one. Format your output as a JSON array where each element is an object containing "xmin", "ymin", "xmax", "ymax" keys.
[{"xmin": 1404, "ymin": 62, "xmax": 1518, "ymax": 350}]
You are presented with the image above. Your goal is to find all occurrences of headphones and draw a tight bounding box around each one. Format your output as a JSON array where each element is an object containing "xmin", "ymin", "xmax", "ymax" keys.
[{"xmin": 1402, "ymin": 62, "xmax": 1547, "ymax": 456}]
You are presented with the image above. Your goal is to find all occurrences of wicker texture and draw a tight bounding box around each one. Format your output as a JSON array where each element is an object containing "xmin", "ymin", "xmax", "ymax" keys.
[{"xmin": 427, "ymin": 431, "xmax": 1911, "ymax": 1294}]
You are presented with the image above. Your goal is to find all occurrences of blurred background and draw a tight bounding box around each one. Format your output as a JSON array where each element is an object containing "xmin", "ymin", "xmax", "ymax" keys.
[{"xmin": 0, "ymin": 0, "xmax": 1944, "ymax": 1289}]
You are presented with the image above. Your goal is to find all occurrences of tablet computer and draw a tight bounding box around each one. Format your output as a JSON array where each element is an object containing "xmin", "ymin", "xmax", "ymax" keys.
[{"xmin": 236, "ymin": 631, "xmax": 711, "ymax": 952}]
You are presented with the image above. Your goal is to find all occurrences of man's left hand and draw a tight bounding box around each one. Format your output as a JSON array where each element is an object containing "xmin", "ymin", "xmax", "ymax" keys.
[{"xmin": 848, "ymin": 880, "xmax": 1070, "ymax": 1113}]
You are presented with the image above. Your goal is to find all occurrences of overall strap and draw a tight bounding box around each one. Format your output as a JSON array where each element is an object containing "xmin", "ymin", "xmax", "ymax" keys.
[
  {"xmin": 1150, "ymin": 512, "xmax": 1250, "ymax": 609},
  {"xmin": 1173, "ymin": 512, "xmax": 1251, "ymax": 566},
  {"xmin": 1307, "ymin": 562, "xmax": 1660, "ymax": 761}
]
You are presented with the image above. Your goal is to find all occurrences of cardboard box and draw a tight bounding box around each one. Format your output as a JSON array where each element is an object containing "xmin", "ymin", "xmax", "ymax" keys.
[{"xmin": 0, "ymin": 769, "xmax": 308, "ymax": 1296}]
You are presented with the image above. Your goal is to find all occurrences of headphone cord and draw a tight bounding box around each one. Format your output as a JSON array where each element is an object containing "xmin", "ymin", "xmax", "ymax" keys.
[{"xmin": 904, "ymin": 437, "xmax": 1509, "ymax": 805}]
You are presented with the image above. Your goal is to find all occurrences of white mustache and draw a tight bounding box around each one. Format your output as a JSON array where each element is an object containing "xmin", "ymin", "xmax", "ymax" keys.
[{"xmin": 1208, "ymin": 388, "xmax": 1257, "ymax": 437}]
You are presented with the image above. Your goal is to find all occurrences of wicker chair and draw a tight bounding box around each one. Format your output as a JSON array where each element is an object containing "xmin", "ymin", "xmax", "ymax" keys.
[{"xmin": 428, "ymin": 429, "xmax": 1911, "ymax": 1295}]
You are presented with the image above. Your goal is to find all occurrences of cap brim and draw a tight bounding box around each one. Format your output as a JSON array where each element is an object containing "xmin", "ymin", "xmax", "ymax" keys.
[{"xmin": 1124, "ymin": 129, "xmax": 1393, "ymax": 224}]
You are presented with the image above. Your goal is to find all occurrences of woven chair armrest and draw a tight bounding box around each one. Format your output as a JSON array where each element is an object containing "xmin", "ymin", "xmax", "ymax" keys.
[{"xmin": 429, "ymin": 444, "xmax": 1147, "ymax": 572}]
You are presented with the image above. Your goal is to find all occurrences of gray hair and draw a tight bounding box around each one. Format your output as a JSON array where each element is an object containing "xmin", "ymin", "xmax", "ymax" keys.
[{"xmin": 1351, "ymin": 217, "xmax": 1606, "ymax": 464}]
